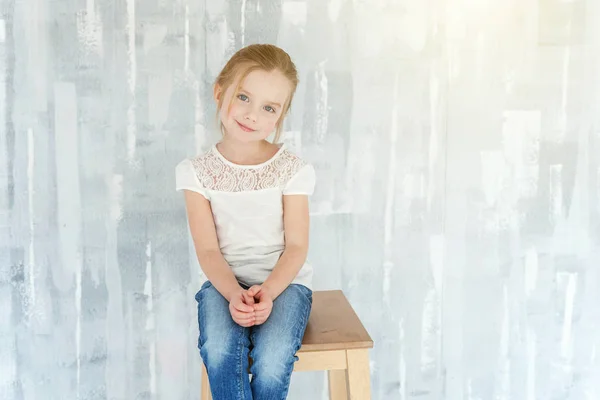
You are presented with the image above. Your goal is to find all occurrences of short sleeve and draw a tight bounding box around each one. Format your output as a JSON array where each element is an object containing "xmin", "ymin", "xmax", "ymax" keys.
[
  {"xmin": 175, "ymin": 159, "xmax": 210, "ymax": 200},
  {"xmin": 283, "ymin": 164, "xmax": 316, "ymax": 195}
]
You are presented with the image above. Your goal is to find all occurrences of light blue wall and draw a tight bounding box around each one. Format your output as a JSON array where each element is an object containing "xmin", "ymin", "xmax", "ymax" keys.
[{"xmin": 1, "ymin": 0, "xmax": 599, "ymax": 399}]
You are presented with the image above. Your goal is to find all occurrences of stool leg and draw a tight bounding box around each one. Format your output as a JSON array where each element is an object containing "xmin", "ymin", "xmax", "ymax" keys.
[
  {"xmin": 328, "ymin": 369, "xmax": 349, "ymax": 400},
  {"xmin": 346, "ymin": 349, "xmax": 371, "ymax": 400},
  {"xmin": 201, "ymin": 363, "xmax": 212, "ymax": 400}
]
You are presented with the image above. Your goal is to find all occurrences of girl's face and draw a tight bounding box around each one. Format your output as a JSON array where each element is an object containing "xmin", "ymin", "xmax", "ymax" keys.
[{"xmin": 215, "ymin": 69, "xmax": 291, "ymax": 143}]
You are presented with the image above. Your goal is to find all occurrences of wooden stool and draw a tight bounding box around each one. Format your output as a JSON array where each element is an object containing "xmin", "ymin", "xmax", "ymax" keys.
[{"xmin": 200, "ymin": 290, "xmax": 373, "ymax": 400}]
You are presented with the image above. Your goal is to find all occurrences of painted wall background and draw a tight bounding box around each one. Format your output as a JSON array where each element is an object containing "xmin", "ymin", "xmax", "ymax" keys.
[{"xmin": 1, "ymin": 0, "xmax": 599, "ymax": 399}]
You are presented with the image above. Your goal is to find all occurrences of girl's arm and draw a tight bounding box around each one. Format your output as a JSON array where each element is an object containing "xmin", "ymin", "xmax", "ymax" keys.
[
  {"xmin": 183, "ymin": 190, "xmax": 242, "ymax": 302},
  {"xmin": 261, "ymin": 194, "xmax": 310, "ymax": 300}
]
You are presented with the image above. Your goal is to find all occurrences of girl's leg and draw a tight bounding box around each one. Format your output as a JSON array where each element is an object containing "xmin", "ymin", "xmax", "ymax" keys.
[
  {"xmin": 249, "ymin": 284, "xmax": 312, "ymax": 400},
  {"xmin": 196, "ymin": 281, "xmax": 252, "ymax": 400}
]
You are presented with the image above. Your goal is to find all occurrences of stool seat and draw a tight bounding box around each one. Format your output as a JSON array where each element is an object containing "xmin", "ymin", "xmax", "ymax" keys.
[
  {"xmin": 299, "ymin": 290, "xmax": 373, "ymax": 352},
  {"xmin": 201, "ymin": 290, "xmax": 374, "ymax": 400}
]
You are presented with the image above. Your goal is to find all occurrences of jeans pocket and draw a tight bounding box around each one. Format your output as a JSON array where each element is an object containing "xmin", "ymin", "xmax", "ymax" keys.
[
  {"xmin": 195, "ymin": 280, "xmax": 213, "ymax": 303},
  {"xmin": 289, "ymin": 285, "xmax": 313, "ymax": 330},
  {"xmin": 294, "ymin": 284, "xmax": 313, "ymax": 304}
]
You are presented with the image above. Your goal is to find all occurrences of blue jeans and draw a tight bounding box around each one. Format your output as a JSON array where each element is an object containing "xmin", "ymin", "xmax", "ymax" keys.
[{"xmin": 195, "ymin": 281, "xmax": 312, "ymax": 400}]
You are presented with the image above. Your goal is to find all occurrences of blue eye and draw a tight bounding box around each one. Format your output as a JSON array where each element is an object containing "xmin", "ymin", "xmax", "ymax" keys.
[
  {"xmin": 264, "ymin": 106, "xmax": 276, "ymax": 113},
  {"xmin": 237, "ymin": 94, "xmax": 249, "ymax": 101}
]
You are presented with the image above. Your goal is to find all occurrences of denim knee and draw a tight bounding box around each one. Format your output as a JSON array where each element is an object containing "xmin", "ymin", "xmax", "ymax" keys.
[
  {"xmin": 251, "ymin": 342, "xmax": 298, "ymax": 384},
  {"xmin": 196, "ymin": 282, "xmax": 247, "ymax": 370},
  {"xmin": 249, "ymin": 284, "xmax": 312, "ymax": 385},
  {"xmin": 200, "ymin": 334, "xmax": 240, "ymax": 370}
]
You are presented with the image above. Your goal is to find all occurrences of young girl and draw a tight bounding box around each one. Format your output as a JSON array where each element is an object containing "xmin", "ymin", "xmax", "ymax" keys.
[{"xmin": 175, "ymin": 44, "xmax": 315, "ymax": 400}]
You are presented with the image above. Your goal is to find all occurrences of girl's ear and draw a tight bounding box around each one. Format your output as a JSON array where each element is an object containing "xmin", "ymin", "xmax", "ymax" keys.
[{"xmin": 213, "ymin": 84, "xmax": 223, "ymax": 102}]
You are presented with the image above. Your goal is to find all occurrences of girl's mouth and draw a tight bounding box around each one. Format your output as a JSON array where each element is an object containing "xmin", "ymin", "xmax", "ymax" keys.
[{"xmin": 236, "ymin": 121, "xmax": 255, "ymax": 132}]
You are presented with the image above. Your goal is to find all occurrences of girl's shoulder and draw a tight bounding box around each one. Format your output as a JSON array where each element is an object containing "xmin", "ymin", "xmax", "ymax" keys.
[
  {"xmin": 186, "ymin": 146, "xmax": 217, "ymax": 173},
  {"xmin": 276, "ymin": 145, "xmax": 312, "ymax": 171},
  {"xmin": 175, "ymin": 147, "xmax": 213, "ymax": 179},
  {"xmin": 277, "ymin": 147, "xmax": 316, "ymax": 196},
  {"xmin": 175, "ymin": 147, "xmax": 214, "ymax": 197}
]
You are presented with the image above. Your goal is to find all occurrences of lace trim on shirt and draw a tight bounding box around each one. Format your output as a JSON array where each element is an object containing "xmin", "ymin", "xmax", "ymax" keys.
[{"xmin": 190, "ymin": 148, "xmax": 307, "ymax": 192}]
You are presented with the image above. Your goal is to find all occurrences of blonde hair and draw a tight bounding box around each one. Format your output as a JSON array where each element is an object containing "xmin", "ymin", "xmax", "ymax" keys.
[{"xmin": 214, "ymin": 44, "xmax": 299, "ymax": 143}]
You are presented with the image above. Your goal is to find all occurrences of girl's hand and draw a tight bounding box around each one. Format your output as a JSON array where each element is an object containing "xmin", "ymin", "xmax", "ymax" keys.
[
  {"xmin": 229, "ymin": 289, "xmax": 256, "ymax": 327},
  {"xmin": 247, "ymin": 285, "xmax": 273, "ymax": 325}
]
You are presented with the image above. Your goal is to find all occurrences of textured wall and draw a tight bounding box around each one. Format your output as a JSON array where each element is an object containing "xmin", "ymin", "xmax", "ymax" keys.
[{"xmin": 1, "ymin": 0, "xmax": 600, "ymax": 399}]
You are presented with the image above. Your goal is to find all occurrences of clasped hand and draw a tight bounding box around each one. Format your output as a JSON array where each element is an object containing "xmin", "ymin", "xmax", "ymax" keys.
[{"xmin": 229, "ymin": 285, "xmax": 273, "ymax": 327}]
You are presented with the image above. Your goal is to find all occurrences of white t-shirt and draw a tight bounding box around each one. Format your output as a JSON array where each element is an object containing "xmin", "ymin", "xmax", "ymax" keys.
[{"xmin": 175, "ymin": 143, "xmax": 316, "ymax": 290}]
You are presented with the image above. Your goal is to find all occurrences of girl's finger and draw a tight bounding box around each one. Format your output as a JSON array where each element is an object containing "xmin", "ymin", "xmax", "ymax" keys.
[
  {"xmin": 253, "ymin": 302, "xmax": 270, "ymax": 311},
  {"xmin": 233, "ymin": 313, "xmax": 254, "ymax": 322},
  {"xmin": 233, "ymin": 301, "xmax": 253, "ymax": 313},
  {"xmin": 254, "ymin": 313, "xmax": 270, "ymax": 323},
  {"xmin": 233, "ymin": 313, "xmax": 255, "ymax": 324},
  {"xmin": 254, "ymin": 301, "xmax": 272, "ymax": 311},
  {"xmin": 242, "ymin": 291, "xmax": 255, "ymax": 306},
  {"xmin": 232, "ymin": 308, "xmax": 255, "ymax": 320},
  {"xmin": 247, "ymin": 285, "xmax": 262, "ymax": 297},
  {"xmin": 254, "ymin": 310, "xmax": 269, "ymax": 319},
  {"xmin": 236, "ymin": 319, "xmax": 254, "ymax": 327}
]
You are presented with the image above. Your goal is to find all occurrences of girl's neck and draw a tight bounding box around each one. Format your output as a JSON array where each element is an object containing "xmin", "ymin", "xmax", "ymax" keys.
[{"xmin": 217, "ymin": 137, "xmax": 275, "ymax": 165}]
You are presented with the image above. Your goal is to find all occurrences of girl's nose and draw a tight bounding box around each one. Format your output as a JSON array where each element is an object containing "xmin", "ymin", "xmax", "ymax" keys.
[
  {"xmin": 244, "ymin": 110, "xmax": 257, "ymax": 122},
  {"xmin": 244, "ymin": 104, "xmax": 260, "ymax": 122}
]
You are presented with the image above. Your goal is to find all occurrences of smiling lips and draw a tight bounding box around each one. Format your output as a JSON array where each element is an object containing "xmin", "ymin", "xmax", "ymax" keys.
[{"xmin": 236, "ymin": 121, "xmax": 255, "ymax": 132}]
